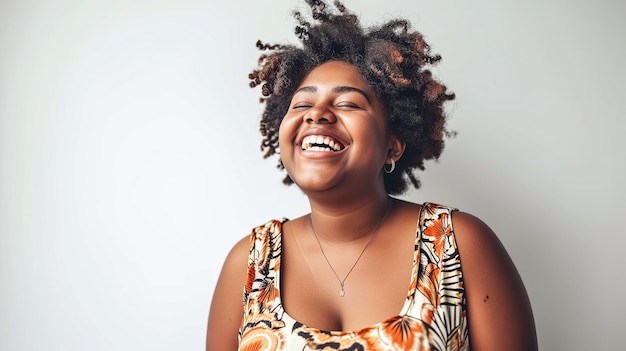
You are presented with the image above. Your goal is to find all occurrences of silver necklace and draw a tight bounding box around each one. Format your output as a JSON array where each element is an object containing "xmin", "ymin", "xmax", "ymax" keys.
[{"xmin": 309, "ymin": 200, "xmax": 390, "ymax": 297}]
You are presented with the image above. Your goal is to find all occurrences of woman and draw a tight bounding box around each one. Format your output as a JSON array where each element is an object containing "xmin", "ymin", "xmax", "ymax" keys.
[{"xmin": 207, "ymin": 1, "xmax": 537, "ymax": 350}]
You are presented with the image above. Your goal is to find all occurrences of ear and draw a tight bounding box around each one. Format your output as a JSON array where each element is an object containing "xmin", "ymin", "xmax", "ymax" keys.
[{"xmin": 387, "ymin": 135, "xmax": 406, "ymax": 162}]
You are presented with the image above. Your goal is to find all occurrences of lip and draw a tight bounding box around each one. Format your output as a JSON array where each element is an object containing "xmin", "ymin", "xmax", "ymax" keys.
[{"xmin": 296, "ymin": 128, "xmax": 350, "ymax": 154}]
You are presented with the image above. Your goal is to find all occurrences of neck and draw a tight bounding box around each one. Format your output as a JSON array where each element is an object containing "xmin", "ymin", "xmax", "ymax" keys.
[{"xmin": 308, "ymin": 191, "xmax": 392, "ymax": 244}]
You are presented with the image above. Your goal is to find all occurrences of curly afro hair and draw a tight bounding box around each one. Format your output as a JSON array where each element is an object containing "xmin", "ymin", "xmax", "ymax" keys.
[{"xmin": 249, "ymin": 0, "xmax": 455, "ymax": 195}]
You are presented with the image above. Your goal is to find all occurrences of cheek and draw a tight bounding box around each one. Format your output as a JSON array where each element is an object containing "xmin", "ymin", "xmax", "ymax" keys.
[
  {"xmin": 347, "ymin": 118, "xmax": 387, "ymax": 143},
  {"xmin": 349, "ymin": 121, "xmax": 390, "ymax": 161},
  {"xmin": 277, "ymin": 121, "xmax": 288, "ymax": 148},
  {"xmin": 278, "ymin": 115, "xmax": 297, "ymax": 146}
]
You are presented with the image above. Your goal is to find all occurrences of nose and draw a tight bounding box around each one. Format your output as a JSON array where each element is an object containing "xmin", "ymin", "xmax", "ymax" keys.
[{"xmin": 304, "ymin": 106, "xmax": 336, "ymax": 124}]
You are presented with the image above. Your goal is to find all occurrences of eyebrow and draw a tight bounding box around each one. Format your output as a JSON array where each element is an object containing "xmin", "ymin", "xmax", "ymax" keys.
[{"xmin": 293, "ymin": 85, "xmax": 371, "ymax": 103}]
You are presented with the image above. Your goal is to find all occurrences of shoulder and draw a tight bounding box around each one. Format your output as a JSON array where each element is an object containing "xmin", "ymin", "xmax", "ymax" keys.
[
  {"xmin": 208, "ymin": 217, "xmax": 286, "ymax": 292},
  {"xmin": 450, "ymin": 210, "xmax": 538, "ymax": 351},
  {"xmin": 449, "ymin": 210, "xmax": 518, "ymax": 274},
  {"xmin": 220, "ymin": 218, "xmax": 287, "ymax": 281},
  {"xmin": 206, "ymin": 236, "xmax": 250, "ymax": 350},
  {"xmin": 206, "ymin": 235, "xmax": 250, "ymax": 350},
  {"xmin": 206, "ymin": 219, "xmax": 284, "ymax": 351}
]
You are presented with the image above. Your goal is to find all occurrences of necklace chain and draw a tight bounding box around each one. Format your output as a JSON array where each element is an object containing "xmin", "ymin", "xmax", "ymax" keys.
[{"xmin": 309, "ymin": 199, "xmax": 391, "ymax": 297}]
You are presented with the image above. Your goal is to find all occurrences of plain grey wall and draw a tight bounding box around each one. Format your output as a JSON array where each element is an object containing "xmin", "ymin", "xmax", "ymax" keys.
[{"xmin": 1, "ymin": 0, "xmax": 624, "ymax": 350}]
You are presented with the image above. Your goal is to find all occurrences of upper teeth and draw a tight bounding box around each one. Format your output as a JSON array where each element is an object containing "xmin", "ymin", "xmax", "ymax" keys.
[{"xmin": 301, "ymin": 135, "xmax": 343, "ymax": 152}]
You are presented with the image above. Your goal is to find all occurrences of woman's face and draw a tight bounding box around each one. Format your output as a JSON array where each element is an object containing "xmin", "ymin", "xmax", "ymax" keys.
[{"xmin": 278, "ymin": 61, "xmax": 392, "ymax": 194}]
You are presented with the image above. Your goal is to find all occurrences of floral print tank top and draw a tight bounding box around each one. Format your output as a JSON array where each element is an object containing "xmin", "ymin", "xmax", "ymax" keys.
[{"xmin": 238, "ymin": 203, "xmax": 469, "ymax": 350}]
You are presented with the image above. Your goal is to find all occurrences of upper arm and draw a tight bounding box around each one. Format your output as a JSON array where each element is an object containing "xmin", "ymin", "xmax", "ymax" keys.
[
  {"xmin": 452, "ymin": 211, "xmax": 537, "ymax": 351},
  {"xmin": 206, "ymin": 235, "xmax": 250, "ymax": 351}
]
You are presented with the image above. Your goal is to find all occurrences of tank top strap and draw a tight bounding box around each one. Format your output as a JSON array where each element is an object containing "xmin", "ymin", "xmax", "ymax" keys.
[
  {"xmin": 242, "ymin": 219, "xmax": 285, "ymax": 303},
  {"xmin": 411, "ymin": 202, "xmax": 469, "ymax": 347}
]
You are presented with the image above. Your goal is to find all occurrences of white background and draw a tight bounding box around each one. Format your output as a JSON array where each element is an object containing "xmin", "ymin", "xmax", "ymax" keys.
[{"xmin": 1, "ymin": 0, "xmax": 624, "ymax": 350}]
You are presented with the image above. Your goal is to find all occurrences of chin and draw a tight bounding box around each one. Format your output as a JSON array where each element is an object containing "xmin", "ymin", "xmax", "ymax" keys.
[{"xmin": 291, "ymin": 176, "xmax": 338, "ymax": 194}]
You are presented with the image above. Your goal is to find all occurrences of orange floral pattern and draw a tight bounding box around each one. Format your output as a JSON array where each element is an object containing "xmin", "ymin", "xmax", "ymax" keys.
[{"xmin": 239, "ymin": 203, "xmax": 469, "ymax": 350}]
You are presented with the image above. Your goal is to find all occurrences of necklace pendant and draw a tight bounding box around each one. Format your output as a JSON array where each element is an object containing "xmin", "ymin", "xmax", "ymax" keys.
[{"xmin": 340, "ymin": 288, "xmax": 345, "ymax": 297}]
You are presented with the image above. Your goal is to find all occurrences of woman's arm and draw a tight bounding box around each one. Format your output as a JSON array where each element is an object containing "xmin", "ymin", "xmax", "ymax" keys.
[
  {"xmin": 452, "ymin": 211, "xmax": 538, "ymax": 351},
  {"xmin": 206, "ymin": 236, "xmax": 250, "ymax": 351}
]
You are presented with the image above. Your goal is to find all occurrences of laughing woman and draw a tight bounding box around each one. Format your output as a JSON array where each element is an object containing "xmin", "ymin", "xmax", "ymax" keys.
[{"xmin": 206, "ymin": 1, "xmax": 537, "ymax": 350}]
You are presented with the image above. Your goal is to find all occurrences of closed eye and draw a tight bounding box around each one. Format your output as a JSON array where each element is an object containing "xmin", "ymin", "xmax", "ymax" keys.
[
  {"xmin": 291, "ymin": 103, "xmax": 312, "ymax": 110},
  {"xmin": 336, "ymin": 102, "xmax": 361, "ymax": 109}
]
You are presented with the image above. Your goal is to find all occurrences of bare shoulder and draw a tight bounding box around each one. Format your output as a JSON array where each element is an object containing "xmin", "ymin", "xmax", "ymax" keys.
[
  {"xmin": 451, "ymin": 211, "xmax": 538, "ymax": 351},
  {"xmin": 206, "ymin": 235, "xmax": 250, "ymax": 351}
]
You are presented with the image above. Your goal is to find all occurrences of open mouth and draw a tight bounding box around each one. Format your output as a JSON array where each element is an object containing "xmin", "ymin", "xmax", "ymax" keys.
[{"xmin": 300, "ymin": 134, "xmax": 345, "ymax": 152}]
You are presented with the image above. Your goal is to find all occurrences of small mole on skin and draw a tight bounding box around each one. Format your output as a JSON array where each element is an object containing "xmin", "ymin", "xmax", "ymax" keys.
[{"xmin": 483, "ymin": 295, "xmax": 490, "ymax": 302}]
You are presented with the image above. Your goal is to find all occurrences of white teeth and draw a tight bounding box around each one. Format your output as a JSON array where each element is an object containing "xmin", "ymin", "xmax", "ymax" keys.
[{"xmin": 301, "ymin": 135, "xmax": 343, "ymax": 152}]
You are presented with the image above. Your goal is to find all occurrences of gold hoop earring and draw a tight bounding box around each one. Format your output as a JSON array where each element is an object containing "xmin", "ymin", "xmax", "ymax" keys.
[{"xmin": 384, "ymin": 159, "xmax": 395, "ymax": 174}]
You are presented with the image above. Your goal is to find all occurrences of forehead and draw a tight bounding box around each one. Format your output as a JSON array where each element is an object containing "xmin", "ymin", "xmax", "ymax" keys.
[{"xmin": 298, "ymin": 61, "xmax": 370, "ymax": 89}]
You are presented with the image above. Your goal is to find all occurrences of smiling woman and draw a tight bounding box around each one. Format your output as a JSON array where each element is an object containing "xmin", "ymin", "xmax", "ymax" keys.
[
  {"xmin": 279, "ymin": 61, "xmax": 395, "ymax": 195},
  {"xmin": 206, "ymin": 1, "xmax": 537, "ymax": 350}
]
